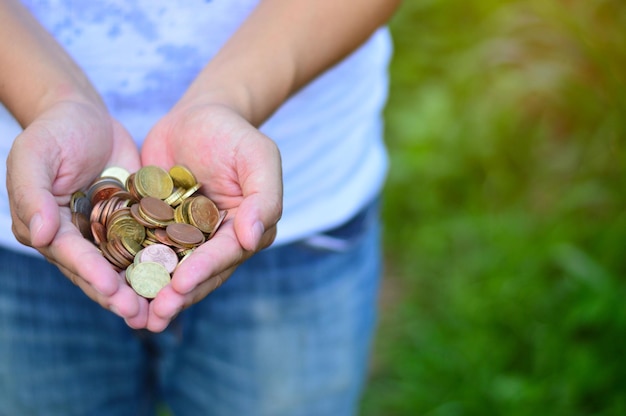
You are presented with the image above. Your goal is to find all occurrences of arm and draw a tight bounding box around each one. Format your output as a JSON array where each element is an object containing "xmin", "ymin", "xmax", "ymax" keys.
[
  {"xmin": 142, "ymin": 0, "xmax": 401, "ymax": 331},
  {"xmin": 181, "ymin": 0, "xmax": 402, "ymax": 126},
  {"xmin": 0, "ymin": 0, "xmax": 103, "ymax": 125},
  {"xmin": 0, "ymin": 0, "xmax": 147, "ymax": 327}
]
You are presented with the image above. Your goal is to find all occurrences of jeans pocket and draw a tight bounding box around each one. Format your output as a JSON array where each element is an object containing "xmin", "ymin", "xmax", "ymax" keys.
[{"xmin": 299, "ymin": 198, "xmax": 380, "ymax": 253}]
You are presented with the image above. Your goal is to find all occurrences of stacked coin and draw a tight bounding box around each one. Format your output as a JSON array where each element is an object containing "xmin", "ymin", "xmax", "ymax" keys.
[{"xmin": 70, "ymin": 165, "xmax": 226, "ymax": 298}]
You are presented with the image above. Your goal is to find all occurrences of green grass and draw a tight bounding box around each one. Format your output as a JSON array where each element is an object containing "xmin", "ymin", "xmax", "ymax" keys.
[{"xmin": 362, "ymin": 1, "xmax": 626, "ymax": 415}]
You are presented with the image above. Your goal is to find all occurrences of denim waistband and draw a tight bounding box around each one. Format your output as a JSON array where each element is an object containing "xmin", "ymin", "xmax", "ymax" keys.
[{"xmin": 299, "ymin": 198, "xmax": 380, "ymax": 252}]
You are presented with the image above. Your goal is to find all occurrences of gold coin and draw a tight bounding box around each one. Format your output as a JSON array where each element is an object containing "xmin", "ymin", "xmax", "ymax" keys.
[
  {"xmin": 169, "ymin": 165, "xmax": 197, "ymax": 189},
  {"xmin": 107, "ymin": 216, "xmax": 146, "ymax": 244},
  {"xmin": 121, "ymin": 236, "xmax": 143, "ymax": 257},
  {"xmin": 127, "ymin": 261, "xmax": 171, "ymax": 299},
  {"xmin": 177, "ymin": 183, "xmax": 202, "ymax": 203},
  {"xmin": 125, "ymin": 263, "xmax": 135, "ymax": 284},
  {"xmin": 135, "ymin": 165, "xmax": 174, "ymax": 199},
  {"xmin": 164, "ymin": 187, "xmax": 186, "ymax": 207},
  {"xmin": 174, "ymin": 204, "xmax": 187, "ymax": 224}
]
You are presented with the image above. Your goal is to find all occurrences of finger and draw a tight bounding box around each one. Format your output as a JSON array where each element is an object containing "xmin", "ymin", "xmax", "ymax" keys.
[
  {"xmin": 146, "ymin": 284, "xmax": 184, "ymax": 333},
  {"xmin": 110, "ymin": 120, "xmax": 143, "ymax": 172},
  {"xmin": 140, "ymin": 121, "xmax": 174, "ymax": 168},
  {"xmin": 6, "ymin": 142, "xmax": 61, "ymax": 247},
  {"xmin": 235, "ymin": 142, "xmax": 282, "ymax": 251},
  {"xmin": 45, "ymin": 216, "xmax": 124, "ymax": 297},
  {"xmin": 234, "ymin": 192, "xmax": 280, "ymax": 251},
  {"xmin": 169, "ymin": 220, "xmax": 245, "ymax": 294},
  {"xmin": 123, "ymin": 297, "xmax": 150, "ymax": 329},
  {"xmin": 147, "ymin": 267, "xmax": 234, "ymax": 332},
  {"xmin": 55, "ymin": 260, "xmax": 146, "ymax": 323}
]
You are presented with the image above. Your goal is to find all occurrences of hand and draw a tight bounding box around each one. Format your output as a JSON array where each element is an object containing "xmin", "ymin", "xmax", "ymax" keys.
[
  {"xmin": 6, "ymin": 100, "xmax": 149, "ymax": 328},
  {"xmin": 141, "ymin": 103, "xmax": 283, "ymax": 332}
]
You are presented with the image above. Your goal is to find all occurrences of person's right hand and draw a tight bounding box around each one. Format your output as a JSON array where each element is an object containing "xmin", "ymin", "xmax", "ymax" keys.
[{"xmin": 6, "ymin": 100, "xmax": 149, "ymax": 328}]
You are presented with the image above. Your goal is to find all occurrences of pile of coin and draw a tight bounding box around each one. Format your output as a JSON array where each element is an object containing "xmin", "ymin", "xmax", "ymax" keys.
[{"xmin": 70, "ymin": 165, "xmax": 226, "ymax": 298}]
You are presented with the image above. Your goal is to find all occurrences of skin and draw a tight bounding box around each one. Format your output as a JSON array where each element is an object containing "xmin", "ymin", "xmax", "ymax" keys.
[{"xmin": 0, "ymin": 0, "xmax": 402, "ymax": 332}]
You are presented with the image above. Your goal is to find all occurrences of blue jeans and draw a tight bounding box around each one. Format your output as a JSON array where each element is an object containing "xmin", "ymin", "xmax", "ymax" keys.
[{"xmin": 0, "ymin": 202, "xmax": 382, "ymax": 416}]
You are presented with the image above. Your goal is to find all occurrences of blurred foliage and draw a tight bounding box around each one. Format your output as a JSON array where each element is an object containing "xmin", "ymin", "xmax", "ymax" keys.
[{"xmin": 362, "ymin": 0, "xmax": 626, "ymax": 415}]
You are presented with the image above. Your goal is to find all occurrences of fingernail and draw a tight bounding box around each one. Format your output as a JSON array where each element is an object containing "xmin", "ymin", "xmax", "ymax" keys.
[{"xmin": 29, "ymin": 213, "xmax": 43, "ymax": 243}]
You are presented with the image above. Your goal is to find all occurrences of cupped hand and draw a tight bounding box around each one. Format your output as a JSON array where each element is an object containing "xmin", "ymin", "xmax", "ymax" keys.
[
  {"xmin": 141, "ymin": 103, "xmax": 283, "ymax": 332},
  {"xmin": 6, "ymin": 100, "xmax": 149, "ymax": 328}
]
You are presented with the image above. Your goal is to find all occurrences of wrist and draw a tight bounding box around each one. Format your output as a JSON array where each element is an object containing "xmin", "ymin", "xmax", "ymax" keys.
[
  {"xmin": 31, "ymin": 82, "xmax": 106, "ymax": 124},
  {"xmin": 173, "ymin": 47, "xmax": 294, "ymax": 128},
  {"xmin": 175, "ymin": 83, "xmax": 255, "ymax": 125}
]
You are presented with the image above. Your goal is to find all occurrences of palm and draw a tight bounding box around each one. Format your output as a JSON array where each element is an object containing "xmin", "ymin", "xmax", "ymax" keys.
[
  {"xmin": 140, "ymin": 103, "xmax": 283, "ymax": 331},
  {"xmin": 142, "ymin": 104, "xmax": 266, "ymax": 208}
]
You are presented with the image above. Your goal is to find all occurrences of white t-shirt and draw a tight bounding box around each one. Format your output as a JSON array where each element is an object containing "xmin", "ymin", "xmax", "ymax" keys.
[{"xmin": 0, "ymin": 0, "xmax": 391, "ymax": 255}]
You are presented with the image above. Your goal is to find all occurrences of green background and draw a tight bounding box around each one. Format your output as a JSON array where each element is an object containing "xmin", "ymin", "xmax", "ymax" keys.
[{"xmin": 362, "ymin": 1, "xmax": 626, "ymax": 415}]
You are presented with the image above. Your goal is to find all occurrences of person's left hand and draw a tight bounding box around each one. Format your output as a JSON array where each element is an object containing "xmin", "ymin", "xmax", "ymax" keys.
[
  {"xmin": 141, "ymin": 102, "xmax": 283, "ymax": 332},
  {"xmin": 6, "ymin": 100, "xmax": 149, "ymax": 328}
]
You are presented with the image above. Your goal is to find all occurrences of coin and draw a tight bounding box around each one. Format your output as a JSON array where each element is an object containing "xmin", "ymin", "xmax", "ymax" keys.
[
  {"xmin": 177, "ymin": 183, "xmax": 202, "ymax": 203},
  {"xmin": 127, "ymin": 261, "xmax": 171, "ymax": 299},
  {"xmin": 129, "ymin": 203, "xmax": 156, "ymax": 228},
  {"xmin": 70, "ymin": 191, "xmax": 92, "ymax": 219},
  {"xmin": 139, "ymin": 197, "xmax": 175, "ymax": 224},
  {"xmin": 87, "ymin": 177, "xmax": 126, "ymax": 206},
  {"xmin": 187, "ymin": 195, "xmax": 220, "ymax": 234},
  {"xmin": 101, "ymin": 166, "xmax": 130, "ymax": 187},
  {"xmin": 134, "ymin": 165, "xmax": 173, "ymax": 199},
  {"xmin": 164, "ymin": 187, "xmax": 187, "ymax": 207},
  {"xmin": 107, "ymin": 214, "xmax": 146, "ymax": 244},
  {"xmin": 169, "ymin": 165, "xmax": 197, "ymax": 189},
  {"xmin": 91, "ymin": 221, "xmax": 107, "ymax": 245},
  {"xmin": 166, "ymin": 223, "xmax": 205, "ymax": 247},
  {"xmin": 137, "ymin": 243, "xmax": 178, "ymax": 274},
  {"xmin": 71, "ymin": 212, "xmax": 92, "ymax": 240},
  {"xmin": 71, "ymin": 165, "xmax": 224, "ymax": 298}
]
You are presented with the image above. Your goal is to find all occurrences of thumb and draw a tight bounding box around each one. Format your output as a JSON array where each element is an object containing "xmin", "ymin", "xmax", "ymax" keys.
[
  {"xmin": 25, "ymin": 194, "xmax": 61, "ymax": 248},
  {"xmin": 234, "ymin": 192, "xmax": 282, "ymax": 252},
  {"xmin": 233, "ymin": 137, "xmax": 283, "ymax": 251},
  {"xmin": 140, "ymin": 122, "xmax": 174, "ymax": 168},
  {"xmin": 7, "ymin": 137, "xmax": 62, "ymax": 248}
]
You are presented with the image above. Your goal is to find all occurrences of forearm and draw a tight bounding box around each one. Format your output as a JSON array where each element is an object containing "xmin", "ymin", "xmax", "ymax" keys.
[
  {"xmin": 0, "ymin": 0, "xmax": 103, "ymax": 127},
  {"xmin": 178, "ymin": 0, "xmax": 401, "ymax": 126}
]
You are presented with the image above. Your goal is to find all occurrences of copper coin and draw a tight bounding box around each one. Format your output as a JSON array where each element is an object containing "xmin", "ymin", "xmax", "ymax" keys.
[
  {"xmin": 91, "ymin": 221, "xmax": 107, "ymax": 245},
  {"xmin": 90, "ymin": 200, "xmax": 105, "ymax": 225},
  {"xmin": 100, "ymin": 241, "xmax": 126, "ymax": 271},
  {"xmin": 139, "ymin": 197, "xmax": 175, "ymax": 223},
  {"xmin": 130, "ymin": 203, "xmax": 155, "ymax": 228},
  {"xmin": 71, "ymin": 212, "xmax": 93, "ymax": 241},
  {"xmin": 108, "ymin": 238, "xmax": 134, "ymax": 266},
  {"xmin": 187, "ymin": 195, "xmax": 219, "ymax": 234},
  {"xmin": 208, "ymin": 210, "xmax": 228, "ymax": 239},
  {"xmin": 166, "ymin": 223, "xmax": 205, "ymax": 247},
  {"xmin": 152, "ymin": 228, "xmax": 176, "ymax": 246},
  {"xmin": 88, "ymin": 178, "xmax": 125, "ymax": 206},
  {"xmin": 138, "ymin": 243, "xmax": 178, "ymax": 274}
]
